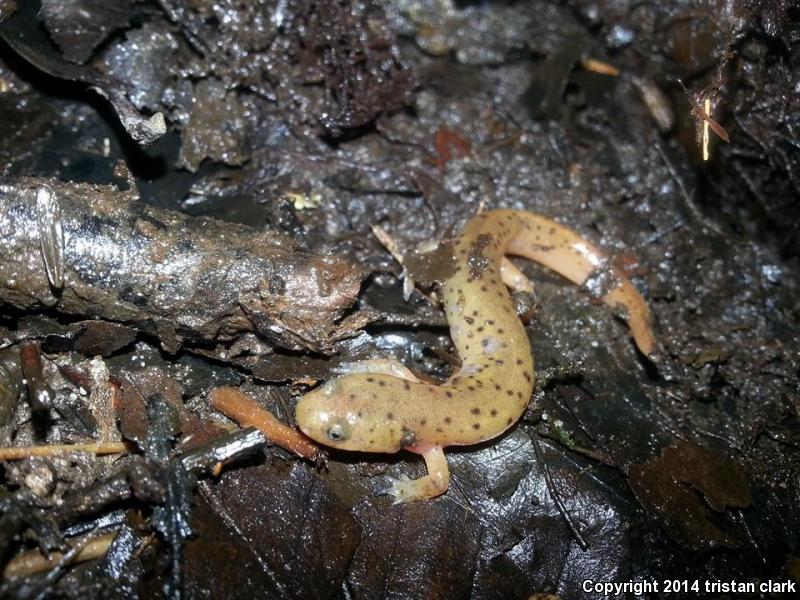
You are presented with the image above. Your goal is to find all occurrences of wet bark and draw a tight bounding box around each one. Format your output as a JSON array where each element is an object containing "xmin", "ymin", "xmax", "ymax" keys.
[{"xmin": 0, "ymin": 178, "xmax": 362, "ymax": 352}]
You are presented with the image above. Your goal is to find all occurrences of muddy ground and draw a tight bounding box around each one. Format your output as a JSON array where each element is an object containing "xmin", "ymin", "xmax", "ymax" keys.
[{"xmin": 0, "ymin": 1, "xmax": 798, "ymax": 599}]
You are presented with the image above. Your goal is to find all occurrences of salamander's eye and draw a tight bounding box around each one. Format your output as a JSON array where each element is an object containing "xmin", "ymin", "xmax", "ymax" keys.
[{"xmin": 327, "ymin": 423, "xmax": 349, "ymax": 442}]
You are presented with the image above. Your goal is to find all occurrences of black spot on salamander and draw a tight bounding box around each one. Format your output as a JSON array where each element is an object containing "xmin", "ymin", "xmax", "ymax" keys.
[
  {"xmin": 507, "ymin": 417, "xmax": 513, "ymax": 425},
  {"xmin": 494, "ymin": 383, "xmax": 501, "ymax": 390},
  {"xmin": 480, "ymin": 285, "xmax": 487, "ymax": 292},
  {"xmin": 445, "ymin": 391, "xmax": 453, "ymax": 398},
  {"xmin": 366, "ymin": 377, "xmax": 374, "ymax": 383},
  {"xmin": 516, "ymin": 358, "xmax": 523, "ymax": 365},
  {"xmin": 523, "ymin": 372, "xmax": 531, "ymax": 381},
  {"xmin": 467, "ymin": 385, "xmax": 475, "ymax": 391},
  {"xmin": 472, "ymin": 310, "xmax": 479, "ymax": 317},
  {"xmin": 471, "ymin": 407, "xmax": 480, "ymax": 415},
  {"xmin": 490, "ymin": 409, "xmax": 498, "ymax": 417},
  {"xmin": 357, "ymin": 411, "xmax": 363, "ymax": 417},
  {"xmin": 477, "ymin": 326, "xmax": 484, "ymax": 332},
  {"xmin": 517, "ymin": 391, "xmax": 524, "ymax": 398},
  {"xmin": 387, "ymin": 412, "xmax": 394, "ymax": 420},
  {"xmin": 420, "ymin": 419, "xmax": 427, "ymax": 426},
  {"xmin": 498, "ymin": 328, "xmax": 505, "ymax": 334},
  {"xmin": 403, "ymin": 381, "xmax": 410, "ymax": 390},
  {"xmin": 435, "ymin": 427, "xmax": 444, "ymax": 433},
  {"xmin": 349, "ymin": 394, "xmax": 356, "ymax": 400},
  {"xmin": 378, "ymin": 380, "xmax": 386, "ymax": 387},
  {"xmin": 444, "ymin": 416, "xmax": 452, "ymax": 424},
  {"xmin": 473, "ymin": 423, "xmax": 481, "ymax": 430},
  {"xmin": 464, "ymin": 316, "xmax": 474, "ymax": 325},
  {"xmin": 486, "ymin": 320, "xmax": 495, "ymax": 325},
  {"xmin": 506, "ymin": 390, "xmax": 514, "ymax": 396}
]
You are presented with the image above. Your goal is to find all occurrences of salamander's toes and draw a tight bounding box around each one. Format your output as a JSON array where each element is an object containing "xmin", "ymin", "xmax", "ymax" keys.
[{"xmin": 373, "ymin": 474, "xmax": 413, "ymax": 503}]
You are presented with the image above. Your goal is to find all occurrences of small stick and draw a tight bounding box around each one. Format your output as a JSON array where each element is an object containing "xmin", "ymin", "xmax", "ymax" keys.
[
  {"xmin": 179, "ymin": 427, "xmax": 266, "ymax": 475},
  {"xmin": 0, "ymin": 178, "xmax": 361, "ymax": 354},
  {"xmin": 370, "ymin": 225, "xmax": 404, "ymax": 266},
  {"xmin": 677, "ymin": 80, "xmax": 729, "ymax": 161},
  {"xmin": 695, "ymin": 95, "xmax": 730, "ymax": 144},
  {"xmin": 0, "ymin": 441, "xmax": 131, "ymax": 461},
  {"xmin": 532, "ymin": 436, "xmax": 588, "ymax": 550},
  {"xmin": 702, "ymin": 97, "xmax": 711, "ymax": 161},
  {"xmin": 210, "ymin": 387, "xmax": 322, "ymax": 463},
  {"xmin": 2, "ymin": 531, "xmax": 118, "ymax": 579},
  {"xmin": 580, "ymin": 58, "xmax": 619, "ymax": 77}
]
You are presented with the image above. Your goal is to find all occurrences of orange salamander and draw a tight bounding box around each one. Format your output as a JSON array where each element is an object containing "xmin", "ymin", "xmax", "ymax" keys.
[{"xmin": 295, "ymin": 209, "xmax": 656, "ymax": 502}]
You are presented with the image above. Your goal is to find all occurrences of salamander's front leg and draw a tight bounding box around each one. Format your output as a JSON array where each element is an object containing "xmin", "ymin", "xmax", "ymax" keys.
[{"xmin": 376, "ymin": 444, "xmax": 450, "ymax": 503}]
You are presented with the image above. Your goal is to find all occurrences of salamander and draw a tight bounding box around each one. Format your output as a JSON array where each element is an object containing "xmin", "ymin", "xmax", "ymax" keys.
[{"xmin": 295, "ymin": 209, "xmax": 656, "ymax": 502}]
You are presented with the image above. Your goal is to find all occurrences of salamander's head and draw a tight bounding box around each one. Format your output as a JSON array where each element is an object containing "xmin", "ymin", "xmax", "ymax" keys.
[{"xmin": 295, "ymin": 376, "xmax": 405, "ymax": 453}]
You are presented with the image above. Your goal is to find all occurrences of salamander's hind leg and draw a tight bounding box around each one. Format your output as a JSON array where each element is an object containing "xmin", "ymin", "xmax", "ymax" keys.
[
  {"xmin": 332, "ymin": 359, "xmax": 420, "ymax": 382},
  {"xmin": 500, "ymin": 257, "xmax": 535, "ymax": 294},
  {"xmin": 375, "ymin": 444, "xmax": 450, "ymax": 503}
]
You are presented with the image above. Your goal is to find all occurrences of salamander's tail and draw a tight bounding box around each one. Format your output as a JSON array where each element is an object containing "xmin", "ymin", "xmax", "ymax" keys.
[{"xmin": 502, "ymin": 210, "xmax": 657, "ymax": 358}]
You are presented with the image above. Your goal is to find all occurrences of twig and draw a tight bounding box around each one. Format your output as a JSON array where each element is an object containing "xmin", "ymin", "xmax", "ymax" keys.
[
  {"xmin": 537, "ymin": 432, "xmax": 616, "ymax": 467},
  {"xmin": 0, "ymin": 178, "xmax": 361, "ymax": 353},
  {"xmin": 179, "ymin": 427, "xmax": 266, "ymax": 474},
  {"xmin": 0, "ymin": 442, "xmax": 131, "ymax": 461},
  {"xmin": 210, "ymin": 387, "xmax": 324, "ymax": 465},
  {"xmin": 579, "ymin": 58, "xmax": 619, "ymax": 77},
  {"xmin": 532, "ymin": 436, "xmax": 588, "ymax": 551},
  {"xmin": 653, "ymin": 139, "xmax": 727, "ymax": 237},
  {"xmin": 2, "ymin": 531, "xmax": 118, "ymax": 579}
]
